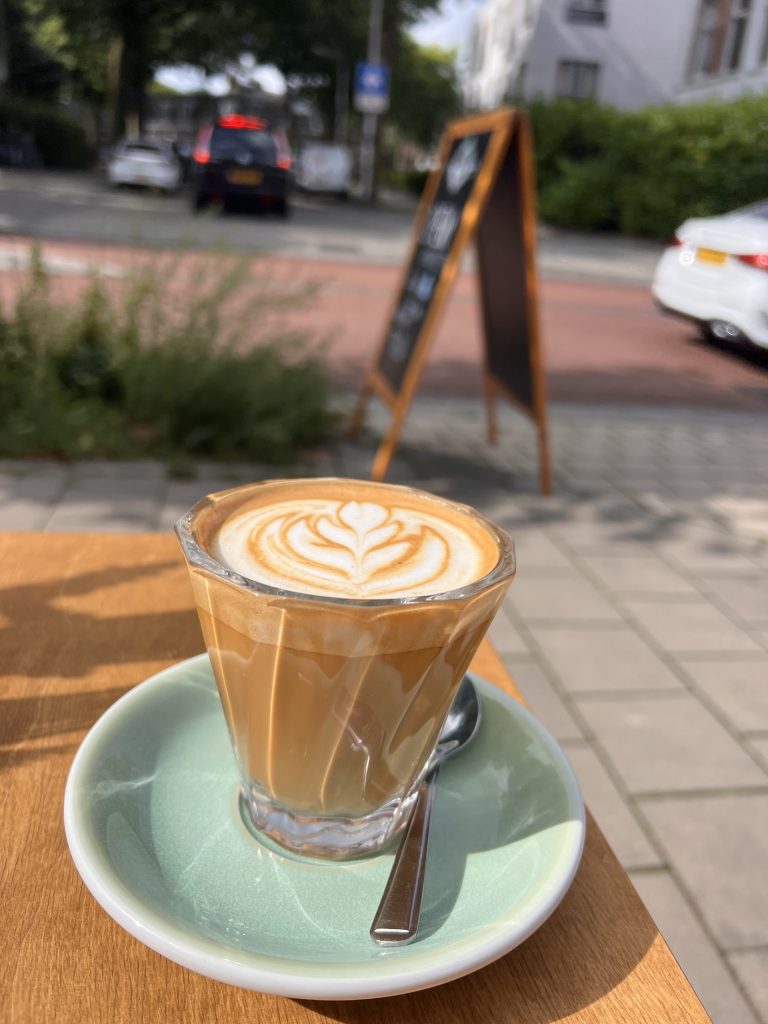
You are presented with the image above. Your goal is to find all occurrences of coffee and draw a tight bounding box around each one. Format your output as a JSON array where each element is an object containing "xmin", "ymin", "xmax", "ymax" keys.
[
  {"xmin": 208, "ymin": 480, "xmax": 499, "ymax": 599},
  {"xmin": 177, "ymin": 479, "xmax": 515, "ymax": 858}
]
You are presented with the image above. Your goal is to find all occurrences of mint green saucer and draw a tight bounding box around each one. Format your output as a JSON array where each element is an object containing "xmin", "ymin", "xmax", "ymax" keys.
[{"xmin": 64, "ymin": 655, "xmax": 584, "ymax": 1000}]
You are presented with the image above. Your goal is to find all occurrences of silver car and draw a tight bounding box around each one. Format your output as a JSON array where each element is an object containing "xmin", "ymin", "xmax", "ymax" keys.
[{"xmin": 107, "ymin": 139, "xmax": 181, "ymax": 193}]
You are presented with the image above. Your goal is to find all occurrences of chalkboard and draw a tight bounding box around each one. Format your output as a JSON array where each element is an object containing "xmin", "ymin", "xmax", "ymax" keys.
[
  {"xmin": 476, "ymin": 120, "xmax": 534, "ymax": 411},
  {"xmin": 378, "ymin": 131, "xmax": 492, "ymax": 393},
  {"xmin": 349, "ymin": 108, "xmax": 551, "ymax": 493}
]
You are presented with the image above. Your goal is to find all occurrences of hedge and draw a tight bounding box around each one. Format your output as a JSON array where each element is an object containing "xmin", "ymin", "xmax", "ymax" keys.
[
  {"xmin": 527, "ymin": 96, "xmax": 768, "ymax": 239},
  {"xmin": 0, "ymin": 95, "xmax": 93, "ymax": 169}
]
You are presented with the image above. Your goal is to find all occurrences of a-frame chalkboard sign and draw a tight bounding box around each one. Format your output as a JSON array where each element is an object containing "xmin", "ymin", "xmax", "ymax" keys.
[{"xmin": 348, "ymin": 107, "xmax": 552, "ymax": 494}]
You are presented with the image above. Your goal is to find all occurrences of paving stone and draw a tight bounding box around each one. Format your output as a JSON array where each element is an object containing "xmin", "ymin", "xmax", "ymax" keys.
[
  {"xmin": 701, "ymin": 577, "xmax": 768, "ymax": 626},
  {"xmin": 45, "ymin": 478, "xmax": 164, "ymax": 532},
  {"xmin": 0, "ymin": 472, "xmax": 66, "ymax": 530},
  {"xmin": 334, "ymin": 442, "xmax": 381, "ymax": 480},
  {"xmin": 655, "ymin": 526, "xmax": 761, "ymax": 574},
  {"xmin": 485, "ymin": 604, "xmax": 529, "ymax": 656},
  {"xmin": 746, "ymin": 737, "xmax": 768, "ymax": 772},
  {"xmin": 630, "ymin": 870, "xmax": 760, "ymax": 1024},
  {"xmin": 584, "ymin": 555, "xmax": 698, "ymax": 595},
  {"xmin": 640, "ymin": 794, "xmax": 768, "ymax": 949},
  {"xmin": 576, "ymin": 695, "xmax": 768, "ymax": 794},
  {"xmin": 157, "ymin": 478, "xmax": 242, "ymax": 533},
  {"xmin": 624, "ymin": 598, "xmax": 763, "ymax": 654},
  {"xmin": 547, "ymin": 502, "xmax": 666, "ymax": 551},
  {"xmin": 500, "ymin": 657, "xmax": 584, "ymax": 742},
  {"xmin": 531, "ymin": 627, "xmax": 683, "ymax": 694},
  {"xmin": 501, "ymin": 526, "xmax": 575, "ymax": 571},
  {"xmin": 71, "ymin": 459, "xmax": 166, "ymax": 480},
  {"xmin": 0, "ymin": 458, "xmax": 66, "ymax": 475},
  {"xmin": 678, "ymin": 659, "xmax": 768, "ymax": 733},
  {"xmin": 728, "ymin": 949, "xmax": 768, "ymax": 1023},
  {"xmin": 562, "ymin": 743, "xmax": 661, "ymax": 869},
  {"xmin": 507, "ymin": 570, "xmax": 622, "ymax": 622}
]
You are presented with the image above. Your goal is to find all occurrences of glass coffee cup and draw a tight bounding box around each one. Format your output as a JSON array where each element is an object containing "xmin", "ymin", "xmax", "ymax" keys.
[{"xmin": 176, "ymin": 478, "xmax": 515, "ymax": 860}]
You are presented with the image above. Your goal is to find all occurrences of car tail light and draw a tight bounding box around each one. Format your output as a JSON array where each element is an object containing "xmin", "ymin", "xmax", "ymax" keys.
[
  {"xmin": 736, "ymin": 253, "xmax": 768, "ymax": 271},
  {"xmin": 276, "ymin": 155, "xmax": 292, "ymax": 170},
  {"xmin": 218, "ymin": 115, "xmax": 265, "ymax": 130},
  {"xmin": 193, "ymin": 125, "xmax": 213, "ymax": 163},
  {"xmin": 668, "ymin": 236, "xmax": 684, "ymax": 247}
]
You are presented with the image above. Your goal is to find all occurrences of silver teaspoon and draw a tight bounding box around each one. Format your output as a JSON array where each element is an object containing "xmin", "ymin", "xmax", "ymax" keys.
[{"xmin": 370, "ymin": 676, "xmax": 482, "ymax": 945}]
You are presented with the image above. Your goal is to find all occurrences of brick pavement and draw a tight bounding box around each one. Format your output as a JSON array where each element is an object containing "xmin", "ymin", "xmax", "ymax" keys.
[{"xmin": 1, "ymin": 398, "xmax": 767, "ymax": 1023}]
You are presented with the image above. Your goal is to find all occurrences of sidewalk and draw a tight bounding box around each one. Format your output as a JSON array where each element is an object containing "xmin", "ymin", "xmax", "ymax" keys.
[{"xmin": 1, "ymin": 398, "xmax": 767, "ymax": 1024}]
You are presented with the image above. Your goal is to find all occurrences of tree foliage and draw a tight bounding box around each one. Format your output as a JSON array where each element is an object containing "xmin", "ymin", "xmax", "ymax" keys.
[
  {"xmin": 389, "ymin": 40, "xmax": 459, "ymax": 148},
  {"xmin": 9, "ymin": 0, "xmax": 450, "ymax": 145}
]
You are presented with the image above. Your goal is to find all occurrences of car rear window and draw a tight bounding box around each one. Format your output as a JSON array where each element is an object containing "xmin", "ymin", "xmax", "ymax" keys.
[{"xmin": 210, "ymin": 127, "xmax": 277, "ymax": 163}]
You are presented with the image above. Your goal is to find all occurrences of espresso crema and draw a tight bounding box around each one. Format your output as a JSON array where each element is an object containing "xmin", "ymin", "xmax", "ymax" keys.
[{"xmin": 208, "ymin": 480, "xmax": 499, "ymax": 599}]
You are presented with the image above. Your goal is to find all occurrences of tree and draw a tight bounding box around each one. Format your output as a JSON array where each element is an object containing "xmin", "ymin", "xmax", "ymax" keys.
[
  {"xmin": 389, "ymin": 39, "xmax": 459, "ymax": 149},
  {"xmin": 12, "ymin": 0, "xmax": 444, "ymax": 142}
]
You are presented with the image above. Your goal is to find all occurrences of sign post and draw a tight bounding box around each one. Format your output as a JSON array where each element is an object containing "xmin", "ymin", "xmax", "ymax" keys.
[
  {"xmin": 355, "ymin": 0, "xmax": 389, "ymax": 204},
  {"xmin": 348, "ymin": 108, "xmax": 552, "ymax": 494}
]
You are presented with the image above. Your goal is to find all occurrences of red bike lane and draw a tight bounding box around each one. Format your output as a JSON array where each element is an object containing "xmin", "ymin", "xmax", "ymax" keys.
[{"xmin": 2, "ymin": 237, "xmax": 767, "ymax": 411}]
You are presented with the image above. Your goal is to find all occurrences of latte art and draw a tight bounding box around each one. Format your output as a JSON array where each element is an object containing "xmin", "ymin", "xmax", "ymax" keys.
[{"xmin": 213, "ymin": 496, "xmax": 494, "ymax": 598}]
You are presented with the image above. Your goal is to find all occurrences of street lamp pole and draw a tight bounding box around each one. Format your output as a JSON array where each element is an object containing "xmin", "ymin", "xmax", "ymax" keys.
[{"xmin": 359, "ymin": 0, "xmax": 383, "ymax": 204}]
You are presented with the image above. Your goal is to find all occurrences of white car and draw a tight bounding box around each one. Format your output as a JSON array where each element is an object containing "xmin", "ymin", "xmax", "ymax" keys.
[
  {"xmin": 652, "ymin": 201, "xmax": 768, "ymax": 350},
  {"xmin": 294, "ymin": 143, "xmax": 352, "ymax": 199},
  {"xmin": 107, "ymin": 139, "xmax": 181, "ymax": 193}
]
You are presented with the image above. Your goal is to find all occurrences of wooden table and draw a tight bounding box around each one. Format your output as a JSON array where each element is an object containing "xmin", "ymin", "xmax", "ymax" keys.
[{"xmin": 1, "ymin": 532, "xmax": 712, "ymax": 1024}]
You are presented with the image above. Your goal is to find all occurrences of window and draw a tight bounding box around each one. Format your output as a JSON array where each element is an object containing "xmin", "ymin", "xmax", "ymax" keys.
[
  {"xmin": 565, "ymin": 0, "xmax": 607, "ymax": 25},
  {"xmin": 556, "ymin": 60, "xmax": 600, "ymax": 99},
  {"xmin": 689, "ymin": 0, "xmax": 753, "ymax": 77},
  {"xmin": 210, "ymin": 127, "xmax": 277, "ymax": 163}
]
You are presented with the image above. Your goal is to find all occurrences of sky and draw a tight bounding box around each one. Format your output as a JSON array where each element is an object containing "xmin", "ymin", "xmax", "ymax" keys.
[
  {"xmin": 410, "ymin": 0, "xmax": 480, "ymax": 54},
  {"xmin": 155, "ymin": 0, "xmax": 480, "ymax": 96}
]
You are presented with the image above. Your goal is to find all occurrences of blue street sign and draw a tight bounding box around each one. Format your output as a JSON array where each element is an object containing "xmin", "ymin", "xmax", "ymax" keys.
[{"xmin": 354, "ymin": 62, "xmax": 390, "ymax": 114}]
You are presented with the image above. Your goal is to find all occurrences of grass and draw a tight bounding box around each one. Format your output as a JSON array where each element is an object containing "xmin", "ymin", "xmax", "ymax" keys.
[{"xmin": 0, "ymin": 245, "xmax": 337, "ymax": 464}]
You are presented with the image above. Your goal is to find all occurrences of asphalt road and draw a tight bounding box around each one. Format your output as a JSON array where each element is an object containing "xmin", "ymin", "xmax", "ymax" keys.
[
  {"xmin": 1, "ymin": 169, "xmax": 766, "ymax": 410},
  {"xmin": 0, "ymin": 168, "xmax": 663, "ymax": 281}
]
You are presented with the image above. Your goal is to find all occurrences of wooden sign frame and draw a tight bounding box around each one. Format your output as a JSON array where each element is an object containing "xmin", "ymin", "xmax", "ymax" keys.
[{"xmin": 347, "ymin": 107, "xmax": 552, "ymax": 494}]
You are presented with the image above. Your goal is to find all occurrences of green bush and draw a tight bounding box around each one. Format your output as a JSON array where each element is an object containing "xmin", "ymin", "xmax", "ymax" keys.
[
  {"xmin": 383, "ymin": 168, "xmax": 430, "ymax": 196},
  {"xmin": 0, "ymin": 95, "xmax": 92, "ymax": 168},
  {"xmin": 527, "ymin": 95, "xmax": 768, "ymax": 239},
  {"xmin": 0, "ymin": 246, "xmax": 337, "ymax": 463}
]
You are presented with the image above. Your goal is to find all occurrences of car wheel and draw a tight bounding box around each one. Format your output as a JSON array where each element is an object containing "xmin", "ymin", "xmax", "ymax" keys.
[
  {"xmin": 192, "ymin": 191, "xmax": 210, "ymax": 212},
  {"xmin": 707, "ymin": 321, "xmax": 747, "ymax": 345},
  {"xmin": 277, "ymin": 198, "xmax": 291, "ymax": 218}
]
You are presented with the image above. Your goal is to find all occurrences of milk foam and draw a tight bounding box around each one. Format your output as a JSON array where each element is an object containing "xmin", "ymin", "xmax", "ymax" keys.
[{"xmin": 212, "ymin": 496, "xmax": 494, "ymax": 598}]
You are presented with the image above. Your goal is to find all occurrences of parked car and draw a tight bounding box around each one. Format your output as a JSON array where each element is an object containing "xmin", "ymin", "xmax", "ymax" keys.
[
  {"xmin": 107, "ymin": 139, "xmax": 181, "ymax": 193},
  {"xmin": 294, "ymin": 142, "xmax": 352, "ymax": 200},
  {"xmin": 189, "ymin": 115, "xmax": 292, "ymax": 215},
  {"xmin": 652, "ymin": 201, "xmax": 768, "ymax": 350}
]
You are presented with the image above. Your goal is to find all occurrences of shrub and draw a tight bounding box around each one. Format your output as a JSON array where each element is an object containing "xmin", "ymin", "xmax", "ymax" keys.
[
  {"xmin": 0, "ymin": 246, "xmax": 337, "ymax": 463},
  {"xmin": 526, "ymin": 95, "xmax": 768, "ymax": 239},
  {"xmin": 0, "ymin": 94, "xmax": 92, "ymax": 169},
  {"xmin": 383, "ymin": 168, "xmax": 430, "ymax": 196}
]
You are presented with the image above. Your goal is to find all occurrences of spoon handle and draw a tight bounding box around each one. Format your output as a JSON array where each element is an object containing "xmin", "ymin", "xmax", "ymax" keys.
[{"xmin": 370, "ymin": 764, "xmax": 439, "ymax": 945}]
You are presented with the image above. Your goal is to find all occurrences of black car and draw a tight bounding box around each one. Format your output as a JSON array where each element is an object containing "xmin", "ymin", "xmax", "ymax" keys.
[{"xmin": 190, "ymin": 116, "xmax": 292, "ymax": 215}]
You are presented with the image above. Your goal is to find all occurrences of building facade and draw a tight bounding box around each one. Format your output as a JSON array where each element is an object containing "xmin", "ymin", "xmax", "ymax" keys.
[{"xmin": 464, "ymin": 0, "xmax": 768, "ymax": 110}]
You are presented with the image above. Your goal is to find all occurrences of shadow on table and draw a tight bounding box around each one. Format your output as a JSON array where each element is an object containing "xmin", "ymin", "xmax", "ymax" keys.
[
  {"xmin": 0, "ymin": 550, "xmax": 202, "ymax": 767},
  {"xmin": 0, "ymin": 558, "xmax": 199, "ymax": 681}
]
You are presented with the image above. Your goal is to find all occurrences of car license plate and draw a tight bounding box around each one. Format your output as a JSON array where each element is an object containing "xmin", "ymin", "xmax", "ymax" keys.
[
  {"xmin": 227, "ymin": 170, "xmax": 263, "ymax": 185},
  {"xmin": 696, "ymin": 247, "xmax": 726, "ymax": 265}
]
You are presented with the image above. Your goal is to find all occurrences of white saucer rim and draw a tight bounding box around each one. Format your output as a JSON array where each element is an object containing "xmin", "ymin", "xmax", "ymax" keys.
[{"xmin": 63, "ymin": 653, "xmax": 585, "ymax": 1000}]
